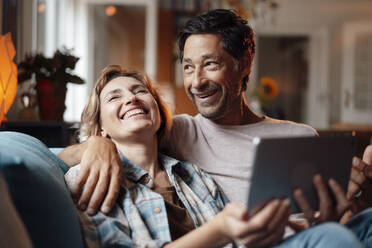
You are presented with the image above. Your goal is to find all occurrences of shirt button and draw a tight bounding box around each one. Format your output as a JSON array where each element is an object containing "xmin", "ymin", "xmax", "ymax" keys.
[{"xmin": 154, "ymin": 207, "xmax": 161, "ymax": 213}]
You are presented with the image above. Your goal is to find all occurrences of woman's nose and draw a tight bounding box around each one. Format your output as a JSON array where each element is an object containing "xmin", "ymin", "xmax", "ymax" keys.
[{"xmin": 125, "ymin": 94, "xmax": 137, "ymax": 105}]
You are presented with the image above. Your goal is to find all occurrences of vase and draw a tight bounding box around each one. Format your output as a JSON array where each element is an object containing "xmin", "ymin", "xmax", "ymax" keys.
[{"xmin": 36, "ymin": 80, "xmax": 67, "ymax": 121}]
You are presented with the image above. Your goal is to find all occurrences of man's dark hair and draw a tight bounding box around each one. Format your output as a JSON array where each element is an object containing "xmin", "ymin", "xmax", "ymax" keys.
[{"xmin": 178, "ymin": 9, "xmax": 256, "ymax": 87}]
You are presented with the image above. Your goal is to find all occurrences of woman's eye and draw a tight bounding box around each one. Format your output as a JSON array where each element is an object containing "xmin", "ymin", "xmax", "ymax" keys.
[
  {"xmin": 135, "ymin": 89, "xmax": 148, "ymax": 94},
  {"xmin": 109, "ymin": 95, "xmax": 119, "ymax": 102}
]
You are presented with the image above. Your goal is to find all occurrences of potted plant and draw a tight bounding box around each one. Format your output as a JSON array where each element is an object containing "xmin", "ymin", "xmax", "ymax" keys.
[
  {"xmin": 18, "ymin": 48, "xmax": 85, "ymax": 121},
  {"xmin": 249, "ymin": 77, "xmax": 279, "ymax": 116}
]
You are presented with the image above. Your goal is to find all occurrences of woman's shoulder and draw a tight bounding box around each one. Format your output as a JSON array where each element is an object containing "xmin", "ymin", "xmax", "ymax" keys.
[{"xmin": 159, "ymin": 154, "xmax": 218, "ymax": 189}]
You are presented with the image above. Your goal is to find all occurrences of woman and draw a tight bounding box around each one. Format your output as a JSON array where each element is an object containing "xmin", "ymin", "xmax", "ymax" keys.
[{"xmin": 65, "ymin": 65, "xmax": 291, "ymax": 248}]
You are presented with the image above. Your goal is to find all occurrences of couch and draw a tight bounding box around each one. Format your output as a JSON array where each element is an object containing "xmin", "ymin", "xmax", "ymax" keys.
[{"xmin": 0, "ymin": 131, "xmax": 85, "ymax": 248}]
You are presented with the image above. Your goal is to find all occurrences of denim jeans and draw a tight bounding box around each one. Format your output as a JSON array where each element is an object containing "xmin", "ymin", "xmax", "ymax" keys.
[
  {"xmin": 273, "ymin": 208, "xmax": 372, "ymax": 248},
  {"xmin": 346, "ymin": 208, "xmax": 372, "ymax": 248}
]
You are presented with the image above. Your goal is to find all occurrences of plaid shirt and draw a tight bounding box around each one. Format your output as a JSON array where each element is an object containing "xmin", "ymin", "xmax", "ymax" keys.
[{"xmin": 65, "ymin": 154, "xmax": 229, "ymax": 248}]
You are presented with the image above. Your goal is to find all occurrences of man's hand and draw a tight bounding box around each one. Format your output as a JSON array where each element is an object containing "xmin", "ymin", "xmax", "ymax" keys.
[
  {"xmin": 293, "ymin": 174, "xmax": 350, "ymax": 226},
  {"xmin": 219, "ymin": 199, "xmax": 290, "ymax": 247},
  {"xmin": 71, "ymin": 136, "xmax": 123, "ymax": 216},
  {"xmin": 346, "ymin": 145, "xmax": 372, "ymax": 216}
]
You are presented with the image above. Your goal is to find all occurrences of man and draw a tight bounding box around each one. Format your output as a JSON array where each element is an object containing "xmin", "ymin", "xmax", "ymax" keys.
[{"xmin": 60, "ymin": 9, "xmax": 372, "ymax": 247}]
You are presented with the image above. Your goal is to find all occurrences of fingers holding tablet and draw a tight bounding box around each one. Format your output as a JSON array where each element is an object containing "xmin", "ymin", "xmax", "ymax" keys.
[
  {"xmin": 241, "ymin": 199, "xmax": 290, "ymax": 247},
  {"xmin": 220, "ymin": 200, "xmax": 290, "ymax": 247},
  {"xmin": 347, "ymin": 158, "xmax": 367, "ymax": 199},
  {"xmin": 328, "ymin": 178, "xmax": 351, "ymax": 217},
  {"xmin": 347, "ymin": 152, "xmax": 372, "ymax": 214},
  {"xmin": 313, "ymin": 174, "xmax": 334, "ymax": 221},
  {"xmin": 293, "ymin": 188, "xmax": 315, "ymax": 225},
  {"xmin": 293, "ymin": 174, "xmax": 350, "ymax": 225},
  {"xmin": 250, "ymin": 199, "xmax": 290, "ymax": 248}
]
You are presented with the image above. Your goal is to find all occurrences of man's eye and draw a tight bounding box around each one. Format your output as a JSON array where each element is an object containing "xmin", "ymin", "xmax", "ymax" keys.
[
  {"xmin": 183, "ymin": 64, "xmax": 193, "ymax": 72},
  {"xmin": 205, "ymin": 61, "xmax": 218, "ymax": 67}
]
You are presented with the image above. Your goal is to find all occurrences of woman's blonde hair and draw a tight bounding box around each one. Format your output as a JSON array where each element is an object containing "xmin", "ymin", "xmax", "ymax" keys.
[{"xmin": 80, "ymin": 65, "xmax": 172, "ymax": 141}]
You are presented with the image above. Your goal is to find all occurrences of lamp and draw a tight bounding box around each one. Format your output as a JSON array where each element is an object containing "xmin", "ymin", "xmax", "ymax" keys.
[{"xmin": 0, "ymin": 33, "xmax": 17, "ymax": 125}]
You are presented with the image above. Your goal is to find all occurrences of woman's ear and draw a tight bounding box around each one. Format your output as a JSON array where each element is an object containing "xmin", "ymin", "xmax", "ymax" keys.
[{"xmin": 101, "ymin": 128, "xmax": 109, "ymax": 138}]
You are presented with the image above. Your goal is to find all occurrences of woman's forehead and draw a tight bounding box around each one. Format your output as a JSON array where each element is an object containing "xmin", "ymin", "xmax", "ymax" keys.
[
  {"xmin": 101, "ymin": 76, "xmax": 145, "ymax": 94},
  {"xmin": 108, "ymin": 76, "xmax": 143, "ymax": 87}
]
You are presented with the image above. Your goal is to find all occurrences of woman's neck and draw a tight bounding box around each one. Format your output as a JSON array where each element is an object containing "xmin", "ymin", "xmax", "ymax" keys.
[{"xmin": 115, "ymin": 136, "xmax": 160, "ymax": 178}]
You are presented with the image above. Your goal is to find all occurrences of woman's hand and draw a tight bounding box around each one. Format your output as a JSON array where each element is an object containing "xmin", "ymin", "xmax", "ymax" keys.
[
  {"xmin": 293, "ymin": 174, "xmax": 350, "ymax": 226},
  {"xmin": 71, "ymin": 136, "xmax": 123, "ymax": 215},
  {"xmin": 218, "ymin": 200, "xmax": 290, "ymax": 247},
  {"xmin": 164, "ymin": 200, "xmax": 290, "ymax": 248}
]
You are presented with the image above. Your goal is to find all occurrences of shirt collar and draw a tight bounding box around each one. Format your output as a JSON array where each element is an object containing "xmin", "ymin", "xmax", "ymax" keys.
[{"xmin": 118, "ymin": 153, "xmax": 182, "ymax": 185}]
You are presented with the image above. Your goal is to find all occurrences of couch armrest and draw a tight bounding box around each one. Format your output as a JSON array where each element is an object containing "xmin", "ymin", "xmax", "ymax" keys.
[
  {"xmin": 0, "ymin": 131, "xmax": 84, "ymax": 248},
  {"xmin": 0, "ymin": 173, "xmax": 32, "ymax": 248}
]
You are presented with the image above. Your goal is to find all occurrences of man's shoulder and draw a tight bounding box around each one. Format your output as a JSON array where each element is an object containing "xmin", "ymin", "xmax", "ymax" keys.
[
  {"xmin": 259, "ymin": 116, "xmax": 318, "ymax": 136},
  {"xmin": 172, "ymin": 114, "xmax": 202, "ymax": 130},
  {"xmin": 161, "ymin": 114, "xmax": 200, "ymax": 156},
  {"xmin": 173, "ymin": 113, "xmax": 197, "ymax": 122}
]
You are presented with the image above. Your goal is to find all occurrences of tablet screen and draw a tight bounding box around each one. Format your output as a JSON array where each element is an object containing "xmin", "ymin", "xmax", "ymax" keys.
[{"xmin": 247, "ymin": 135, "xmax": 355, "ymax": 213}]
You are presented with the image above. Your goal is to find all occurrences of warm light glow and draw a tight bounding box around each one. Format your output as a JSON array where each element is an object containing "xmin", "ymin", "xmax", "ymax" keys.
[
  {"xmin": 105, "ymin": 5, "xmax": 117, "ymax": 17},
  {"xmin": 38, "ymin": 2, "xmax": 46, "ymax": 13},
  {"xmin": 0, "ymin": 33, "xmax": 17, "ymax": 125}
]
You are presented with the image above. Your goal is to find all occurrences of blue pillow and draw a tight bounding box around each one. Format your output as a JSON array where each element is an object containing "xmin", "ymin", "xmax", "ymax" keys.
[{"xmin": 0, "ymin": 131, "xmax": 84, "ymax": 248}]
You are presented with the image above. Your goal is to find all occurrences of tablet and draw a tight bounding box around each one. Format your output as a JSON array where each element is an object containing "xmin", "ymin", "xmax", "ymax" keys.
[{"xmin": 247, "ymin": 135, "xmax": 356, "ymax": 213}]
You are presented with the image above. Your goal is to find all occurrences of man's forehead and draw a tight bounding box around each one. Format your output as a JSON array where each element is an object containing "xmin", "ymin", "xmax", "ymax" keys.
[
  {"xmin": 183, "ymin": 34, "xmax": 226, "ymax": 61},
  {"xmin": 184, "ymin": 34, "xmax": 222, "ymax": 48},
  {"xmin": 182, "ymin": 54, "xmax": 222, "ymax": 63}
]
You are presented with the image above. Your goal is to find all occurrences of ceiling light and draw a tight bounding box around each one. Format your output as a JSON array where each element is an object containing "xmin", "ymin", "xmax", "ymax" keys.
[
  {"xmin": 105, "ymin": 6, "xmax": 117, "ymax": 17},
  {"xmin": 38, "ymin": 2, "xmax": 46, "ymax": 14}
]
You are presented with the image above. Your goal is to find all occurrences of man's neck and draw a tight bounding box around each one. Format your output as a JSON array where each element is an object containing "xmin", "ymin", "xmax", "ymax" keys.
[{"xmin": 212, "ymin": 97, "xmax": 263, "ymax": 126}]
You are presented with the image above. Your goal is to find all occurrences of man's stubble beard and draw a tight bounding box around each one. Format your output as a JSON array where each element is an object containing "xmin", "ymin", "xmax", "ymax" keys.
[{"xmin": 194, "ymin": 92, "xmax": 229, "ymax": 121}]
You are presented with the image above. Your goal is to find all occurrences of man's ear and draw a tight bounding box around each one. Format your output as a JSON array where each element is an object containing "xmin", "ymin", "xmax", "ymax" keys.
[
  {"xmin": 239, "ymin": 51, "xmax": 252, "ymax": 92},
  {"xmin": 239, "ymin": 51, "xmax": 252, "ymax": 77}
]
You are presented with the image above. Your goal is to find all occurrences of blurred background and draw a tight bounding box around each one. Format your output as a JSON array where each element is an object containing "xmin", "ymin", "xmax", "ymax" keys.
[{"xmin": 1, "ymin": 0, "xmax": 372, "ymax": 149}]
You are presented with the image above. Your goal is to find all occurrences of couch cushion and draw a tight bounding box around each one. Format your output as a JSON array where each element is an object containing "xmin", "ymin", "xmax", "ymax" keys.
[
  {"xmin": 0, "ymin": 131, "xmax": 84, "ymax": 248},
  {"xmin": 0, "ymin": 173, "xmax": 32, "ymax": 248}
]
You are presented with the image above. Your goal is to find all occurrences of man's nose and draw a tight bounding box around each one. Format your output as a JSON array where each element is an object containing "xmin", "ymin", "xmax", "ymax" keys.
[{"xmin": 191, "ymin": 68, "xmax": 206, "ymax": 89}]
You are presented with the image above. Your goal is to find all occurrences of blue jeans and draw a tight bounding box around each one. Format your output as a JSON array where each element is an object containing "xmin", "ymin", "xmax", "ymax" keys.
[
  {"xmin": 273, "ymin": 208, "xmax": 372, "ymax": 248},
  {"xmin": 346, "ymin": 208, "xmax": 372, "ymax": 248}
]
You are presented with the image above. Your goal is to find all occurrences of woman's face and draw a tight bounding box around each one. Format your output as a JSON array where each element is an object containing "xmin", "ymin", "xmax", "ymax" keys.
[{"xmin": 99, "ymin": 76, "xmax": 161, "ymax": 141}]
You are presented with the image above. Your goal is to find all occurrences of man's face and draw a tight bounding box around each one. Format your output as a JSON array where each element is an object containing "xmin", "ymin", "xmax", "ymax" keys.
[{"xmin": 182, "ymin": 34, "xmax": 246, "ymax": 124}]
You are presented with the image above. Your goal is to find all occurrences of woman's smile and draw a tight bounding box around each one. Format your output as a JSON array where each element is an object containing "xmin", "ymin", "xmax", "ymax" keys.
[{"xmin": 120, "ymin": 107, "xmax": 148, "ymax": 120}]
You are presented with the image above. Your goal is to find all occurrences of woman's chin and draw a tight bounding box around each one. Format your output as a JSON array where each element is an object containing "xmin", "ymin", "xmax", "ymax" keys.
[{"xmin": 117, "ymin": 121, "xmax": 157, "ymax": 138}]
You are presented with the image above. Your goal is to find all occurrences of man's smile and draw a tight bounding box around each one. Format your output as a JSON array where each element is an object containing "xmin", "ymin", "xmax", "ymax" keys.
[{"xmin": 193, "ymin": 88, "xmax": 222, "ymax": 106}]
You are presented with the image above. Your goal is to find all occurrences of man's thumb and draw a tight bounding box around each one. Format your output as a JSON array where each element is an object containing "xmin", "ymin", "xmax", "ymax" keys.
[{"xmin": 363, "ymin": 145, "xmax": 372, "ymax": 166}]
